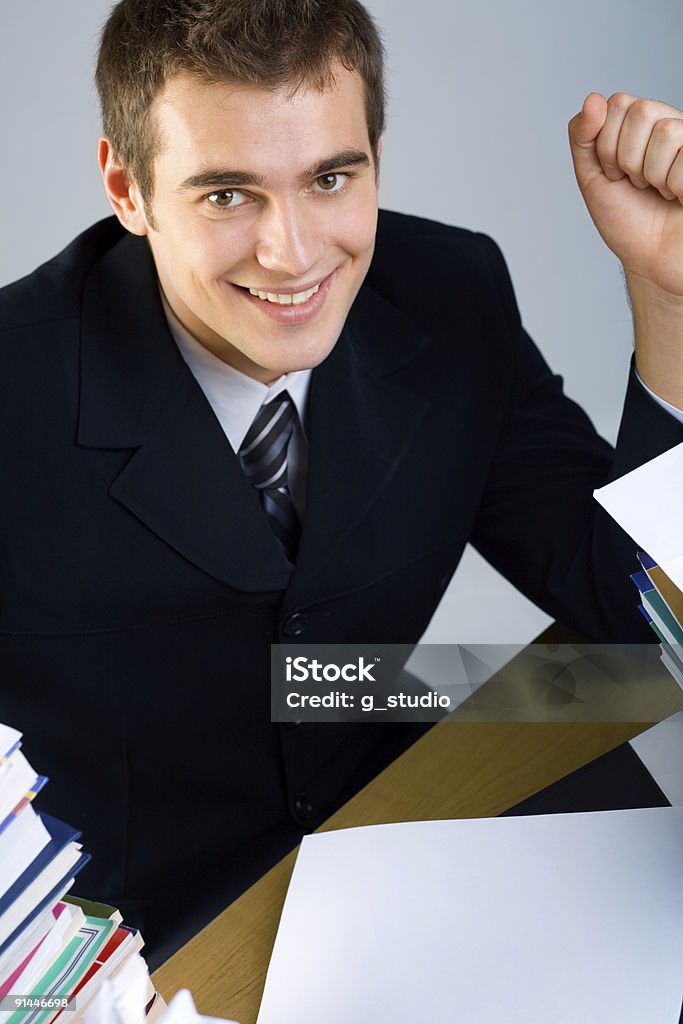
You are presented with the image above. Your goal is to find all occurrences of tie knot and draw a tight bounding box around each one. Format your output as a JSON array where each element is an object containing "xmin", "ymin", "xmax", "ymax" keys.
[{"xmin": 238, "ymin": 391, "xmax": 296, "ymax": 491}]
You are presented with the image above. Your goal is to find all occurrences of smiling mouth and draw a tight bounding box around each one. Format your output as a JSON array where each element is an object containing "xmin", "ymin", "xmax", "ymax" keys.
[{"xmin": 246, "ymin": 283, "xmax": 321, "ymax": 306}]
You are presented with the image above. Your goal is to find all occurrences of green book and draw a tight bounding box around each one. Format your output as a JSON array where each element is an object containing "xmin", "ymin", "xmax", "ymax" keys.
[{"xmin": 6, "ymin": 915, "xmax": 114, "ymax": 1024}]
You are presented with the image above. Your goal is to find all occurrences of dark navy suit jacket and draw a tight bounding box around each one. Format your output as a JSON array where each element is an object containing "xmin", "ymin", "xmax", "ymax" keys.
[{"xmin": 1, "ymin": 211, "xmax": 681, "ymax": 960}]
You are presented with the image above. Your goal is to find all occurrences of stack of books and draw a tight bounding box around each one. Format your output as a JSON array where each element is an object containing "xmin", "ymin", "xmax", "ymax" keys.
[
  {"xmin": 593, "ymin": 439, "xmax": 683, "ymax": 690},
  {"xmin": 631, "ymin": 552, "xmax": 683, "ymax": 688},
  {"xmin": 0, "ymin": 723, "xmax": 161, "ymax": 1024}
]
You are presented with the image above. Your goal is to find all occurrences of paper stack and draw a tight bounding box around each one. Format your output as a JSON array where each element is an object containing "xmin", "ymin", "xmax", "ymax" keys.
[{"xmin": 0, "ymin": 723, "xmax": 160, "ymax": 1024}]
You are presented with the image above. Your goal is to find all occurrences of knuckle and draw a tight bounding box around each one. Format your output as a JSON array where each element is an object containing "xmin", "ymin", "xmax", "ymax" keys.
[
  {"xmin": 607, "ymin": 92, "xmax": 635, "ymax": 111},
  {"xmin": 653, "ymin": 117, "xmax": 683, "ymax": 142},
  {"xmin": 630, "ymin": 98, "xmax": 658, "ymax": 121}
]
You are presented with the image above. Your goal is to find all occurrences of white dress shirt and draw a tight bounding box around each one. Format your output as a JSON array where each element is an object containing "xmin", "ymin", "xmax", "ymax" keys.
[
  {"xmin": 161, "ymin": 293, "xmax": 311, "ymax": 516},
  {"xmin": 636, "ymin": 369, "xmax": 683, "ymax": 425}
]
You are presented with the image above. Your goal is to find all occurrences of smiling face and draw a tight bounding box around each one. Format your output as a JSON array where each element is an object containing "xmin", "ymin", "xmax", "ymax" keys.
[{"xmin": 123, "ymin": 66, "xmax": 379, "ymax": 382}]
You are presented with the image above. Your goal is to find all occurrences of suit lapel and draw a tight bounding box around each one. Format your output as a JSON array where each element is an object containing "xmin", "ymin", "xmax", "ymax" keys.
[
  {"xmin": 77, "ymin": 231, "xmax": 292, "ymax": 592},
  {"xmin": 77, "ymin": 228, "xmax": 432, "ymax": 597},
  {"xmin": 289, "ymin": 285, "xmax": 432, "ymax": 598}
]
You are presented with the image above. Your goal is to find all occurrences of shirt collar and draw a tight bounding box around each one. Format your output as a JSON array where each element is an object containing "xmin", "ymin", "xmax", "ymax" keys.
[{"xmin": 161, "ymin": 291, "xmax": 311, "ymax": 451}]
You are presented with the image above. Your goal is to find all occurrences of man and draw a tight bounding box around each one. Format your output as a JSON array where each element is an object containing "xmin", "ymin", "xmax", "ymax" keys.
[{"xmin": 1, "ymin": 0, "xmax": 683, "ymax": 965}]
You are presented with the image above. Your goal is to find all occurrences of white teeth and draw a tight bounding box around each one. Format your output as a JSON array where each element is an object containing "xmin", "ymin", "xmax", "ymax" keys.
[{"xmin": 248, "ymin": 284, "xmax": 320, "ymax": 305}]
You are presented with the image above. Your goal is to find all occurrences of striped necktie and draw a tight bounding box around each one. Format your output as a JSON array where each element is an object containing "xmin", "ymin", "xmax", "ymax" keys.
[{"xmin": 238, "ymin": 391, "xmax": 301, "ymax": 563}]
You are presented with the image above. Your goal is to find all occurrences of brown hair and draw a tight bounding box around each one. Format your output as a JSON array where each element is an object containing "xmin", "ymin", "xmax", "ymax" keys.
[{"xmin": 96, "ymin": 0, "xmax": 385, "ymax": 203}]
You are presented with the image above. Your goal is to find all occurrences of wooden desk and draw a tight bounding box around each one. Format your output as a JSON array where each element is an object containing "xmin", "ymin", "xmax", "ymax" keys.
[{"xmin": 153, "ymin": 641, "xmax": 682, "ymax": 1023}]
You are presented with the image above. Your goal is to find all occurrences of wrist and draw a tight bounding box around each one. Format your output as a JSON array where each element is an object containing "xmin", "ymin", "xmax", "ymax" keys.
[
  {"xmin": 626, "ymin": 270, "xmax": 683, "ymax": 312},
  {"xmin": 627, "ymin": 270, "xmax": 683, "ymax": 409}
]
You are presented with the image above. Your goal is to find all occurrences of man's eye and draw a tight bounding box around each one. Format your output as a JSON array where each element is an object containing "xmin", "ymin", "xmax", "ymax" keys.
[
  {"xmin": 206, "ymin": 189, "xmax": 248, "ymax": 208},
  {"xmin": 314, "ymin": 173, "xmax": 348, "ymax": 193}
]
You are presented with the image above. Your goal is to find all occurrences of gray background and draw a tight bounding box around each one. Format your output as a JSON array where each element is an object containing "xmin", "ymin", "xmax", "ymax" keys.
[{"xmin": 1, "ymin": 1, "xmax": 681, "ymax": 643}]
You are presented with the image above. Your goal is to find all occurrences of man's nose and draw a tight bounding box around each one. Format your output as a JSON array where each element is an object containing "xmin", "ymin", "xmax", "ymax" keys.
[{"xmin": 254, "ymin": 200, "xmax": 320, "ymax": 278}]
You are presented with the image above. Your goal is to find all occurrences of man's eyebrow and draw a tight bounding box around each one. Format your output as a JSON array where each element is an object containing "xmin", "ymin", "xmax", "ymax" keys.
[
  {"xmin": 304, "ymin": 149, "xmax": 371, "ymax": 177},
  {"xmin": 176, "ymin": 149, "xmax": 371, "ymax": 193},
  {"xmin": 177, "ymin": 168, "xmax": 266, "ymax": 192}
]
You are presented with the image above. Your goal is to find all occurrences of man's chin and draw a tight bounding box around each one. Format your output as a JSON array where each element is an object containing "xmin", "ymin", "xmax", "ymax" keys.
[{"xmin": 259, "ymin": 345, "xmax": 337, "ymax": 380}]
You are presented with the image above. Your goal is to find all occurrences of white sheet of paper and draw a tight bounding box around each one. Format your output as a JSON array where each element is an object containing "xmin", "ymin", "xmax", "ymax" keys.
[
  {"xmin": 594, "ymin": 441, "xmax": 683, "ymax": 590},
  {"xmin": 630, "ymin": 711, "xmax": 683, "ymax": 806},
  {"xmin": 256, "ymin": 808, "xmax": 683, "ymax": 1024}
]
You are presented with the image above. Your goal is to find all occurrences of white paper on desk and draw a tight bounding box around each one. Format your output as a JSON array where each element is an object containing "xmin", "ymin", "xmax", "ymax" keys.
[
  {"xmin": 594, "ymin": 441, "xmax": 683, "ymax": 590},
  {"xmin": 256, "ymin": 808, "xmax": 683, "ymax": 1024},
  {"xmin": 630, "ymin": 711, "xmax": 683, "ymax": 806}
]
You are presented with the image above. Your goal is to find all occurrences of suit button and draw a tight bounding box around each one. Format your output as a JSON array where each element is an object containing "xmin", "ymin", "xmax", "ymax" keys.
[
  {"xmin": 282, "ymin": 612, "xmax": 308, "ymax": 637},
  {"xmin": 294, "ymin": 794, "xmax": 314, "ymax": 822}
]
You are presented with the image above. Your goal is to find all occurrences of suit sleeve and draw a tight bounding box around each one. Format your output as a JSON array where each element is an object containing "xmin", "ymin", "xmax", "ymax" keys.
[{"xmin": 468, "ymin": 234, "xmax": 683, "ymax": 642}]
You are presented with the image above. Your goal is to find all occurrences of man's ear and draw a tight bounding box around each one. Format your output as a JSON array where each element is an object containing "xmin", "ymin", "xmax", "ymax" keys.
[{"xmin": 98, "ymin": 136, "xmax": 149, "ymax": 236}]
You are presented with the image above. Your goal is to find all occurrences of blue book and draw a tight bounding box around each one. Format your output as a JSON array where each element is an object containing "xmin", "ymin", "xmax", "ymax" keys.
[
  {"xmin": 0, "ymin": 815, "xmax": 82, "ymax": 918},
  {"xmin": 637, "ymin": 603, "xmax": 653, "ymax": 624},
  {"xmin": 630, "ymin": 570, "xmax": 654, "ymax": 595},
  {"xmin": 0, "ymin": 851, "xmax": 91, "ymax": 958},
  {"xmin": 0, "ymin": 814, "xmax": 90, "ymax": 956},
  {"xmin": 637, "ymin": 551, "xmax": 657, "ymax": 571}
]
